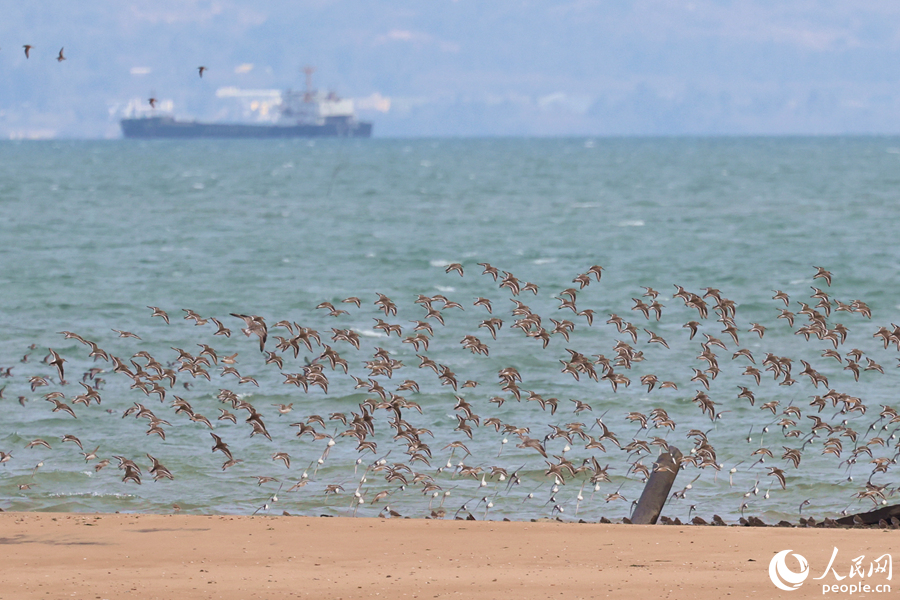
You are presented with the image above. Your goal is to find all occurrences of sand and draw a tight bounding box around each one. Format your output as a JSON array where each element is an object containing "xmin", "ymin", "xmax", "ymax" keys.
[{"xmin": 0, "ymin": 512, "xmax": 895, "ymax": 599}]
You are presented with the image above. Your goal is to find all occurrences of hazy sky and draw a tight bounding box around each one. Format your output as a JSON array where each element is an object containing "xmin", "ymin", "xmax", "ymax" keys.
[{"xmin": 1, "ymin": 1, "xmax": 899, "ymax": 137}]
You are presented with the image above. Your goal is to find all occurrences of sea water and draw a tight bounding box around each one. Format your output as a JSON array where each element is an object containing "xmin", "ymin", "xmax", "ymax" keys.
[{"xmin": 1, "ymin": 136, "xmax": 899, "ymax": 523}]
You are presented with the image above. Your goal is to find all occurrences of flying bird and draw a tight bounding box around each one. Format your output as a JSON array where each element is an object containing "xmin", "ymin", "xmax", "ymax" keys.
[
  {"xmin": 198, "ymin": 66, "xmax": 206, "ymax": 78},
  {"xmin": 148, "ymin": 306, "xmax": 170, "ymax": 324},
  {"xmin": 48, "ymin": 349, "xmax": 65, "ymax": 381},
  {"xmin": 813, "ymin": 266, "xmax": 832, "ymax": 286},
  {"xmin": 57, "ymin": 48, "xmax": 65, "ymax": 62},
  {"xmin": 23, "ymin": 45, "xmax": 32, "ymax": 59},
  {"xmin": 445, "ymin": 263, "xmax": 464, "ymax": 276}
]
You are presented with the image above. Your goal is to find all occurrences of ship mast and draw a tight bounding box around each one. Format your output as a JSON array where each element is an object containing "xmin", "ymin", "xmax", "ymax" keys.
[{"xmin": 303, "ymin": 66, "xmax": 316, "ymax": 102}]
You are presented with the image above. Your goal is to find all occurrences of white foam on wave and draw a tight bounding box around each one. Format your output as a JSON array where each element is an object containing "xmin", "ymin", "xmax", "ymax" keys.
[
  {"xmin": 49, "ymin": 492, "xmax": 136, "ymax": 498},
  {"xmin": 430, "ymin": 259, "xmax": 453, "ymax": 267},
  {"xmin": 571, "ymin": 202, "xmax": 601, "ymax": 209},
  {"xmin": 532, "ymin": 258, "xmax": 556, "ymax": 265},
  {"xmin": 352, "ymin": 328, "xmax": 386, "ymax": 338},
  {"xmin": 617, "ymin": 220, "xmax": 645, "ymax": 227},
  {"xmin": 434, "ymin": 285, "xmax": 455, "ymax": 293}
]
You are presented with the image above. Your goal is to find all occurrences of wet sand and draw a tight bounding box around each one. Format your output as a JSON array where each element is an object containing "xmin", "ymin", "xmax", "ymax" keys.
[{"xmin": 0, "ymin": 512, "xmax": 893, "ymax": 599}]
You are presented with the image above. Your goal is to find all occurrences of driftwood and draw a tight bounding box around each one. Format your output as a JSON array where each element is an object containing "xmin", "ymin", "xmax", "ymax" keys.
[
  {"xmin": 836, "ymin": 503, "xmax": 900, "ymax": 526},
  {"xmin": 630, "ymin": 446, "xmax": 682, "ymax": 525}
]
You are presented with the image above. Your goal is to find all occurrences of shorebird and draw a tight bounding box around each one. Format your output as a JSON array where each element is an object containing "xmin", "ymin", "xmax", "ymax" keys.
[
  {"xmin": 210, "ymin": 433, "xmax": 232, "ymax": 460},
  {"xmin": 644, "ymin": 329, "xmax": 669, "ymax": 349},
  {"xmin": 61, "ymin": 434, "xmax": 83, "ymax": 450},
  {"xmin": 683, "ymin": 321, "xmax": 699, "ymax": 340},
  {"xmin": 474, "ymin": 297, "xmax": 492, "ymax": 313},
  {"xmin": 587, "ymin": 265, "xmax": 604, "ymax": 280},
  {"xmin": 48, "ymin": 348, "xmax": 65, "ymax": 381},
  {"xmin": 57, "ymin": 47, "xmax": 65, "ymax": 62},
  {"xmin": 477, "ymin": 262, "xmax": 499, "ymax": 280},
  {"xmin": 23, "ymin": 45, "xmax": 32, "ymax": 58},
  {"xmin": 772, "ymin": 290, "xmax": 790, "ymax": 306},
  {"xmin": 573, "ymin": 273, "xmax": 591, "ymax": 288},
  {"xmin": 122, "ymin": 464, "xmax": 142, "ymax": 484},
  {"xmin": 813, "ymin": 266, "xmax": 832, "ymax": 286},
  {"xmin": 316, "ymin": 302, "xmax": 348, "ymax": 317},
  {"xmin": 148, "ymin": 306, "xmax": 170, "ymax": 324},
  {"xmin": 231, "ymin": 313, "xmax": 268, "ymax": 351},
  {"xmin": 198, "ymin": 66, "xmax": 206, "ymax": 78},
  {"xmin": 46, "ymin": 397, "xmax": 76, "ymax": 418},
  {"xmin": 209, "ymin": 317, "xmax": 231, "ymax": 337},
  {"xmin": 748, "ymin": 322, "xmax": 766, "ymax": 338},
  {"xmin": 445, "ymin": 263, "xmax": 463, "ymax": 276},
  {"xmin": 112, "ymin": 329, "xmax": 141, "ymax": 340}
]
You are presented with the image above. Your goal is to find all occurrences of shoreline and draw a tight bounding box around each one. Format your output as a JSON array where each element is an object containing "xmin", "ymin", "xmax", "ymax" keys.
[{"xmin": 0, "ymin": 512, "xmax": 893, "ymax": 599}]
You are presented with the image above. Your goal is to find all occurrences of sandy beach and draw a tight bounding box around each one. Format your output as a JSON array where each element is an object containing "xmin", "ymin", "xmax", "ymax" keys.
[{"xmin": 0, "ymin": 512, "xmax": 895, "ymax": 599}]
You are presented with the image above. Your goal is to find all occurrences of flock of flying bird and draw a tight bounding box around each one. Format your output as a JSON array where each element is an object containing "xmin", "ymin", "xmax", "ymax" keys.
[
  {"xmin": 8, "ymin": 42, "xmax": 205, "ymax": 110},
  {"xmin": 2, "ymin": 262, "xmax": 900, "ymax": 526},
  {"xmin": 8, "ymin": 44, "xmax": 65, "ymax": 62}
]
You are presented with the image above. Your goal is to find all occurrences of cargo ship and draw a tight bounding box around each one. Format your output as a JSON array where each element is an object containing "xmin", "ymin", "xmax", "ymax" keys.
[{"xmin": 120, "ymin": 68, "xmax": 372, "ymax": 139}]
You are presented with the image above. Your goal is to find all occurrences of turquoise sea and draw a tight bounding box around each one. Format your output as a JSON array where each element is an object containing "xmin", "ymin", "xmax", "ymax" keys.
[{"xmin": 1, "ymin": 137, "xmax": 900, "ymax": 523}]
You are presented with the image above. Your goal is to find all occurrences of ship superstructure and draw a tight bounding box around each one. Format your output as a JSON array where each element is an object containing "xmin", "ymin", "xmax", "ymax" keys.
[{"xmin": 120, "ymin": 67, "xmax": 372, "ymax": 139}]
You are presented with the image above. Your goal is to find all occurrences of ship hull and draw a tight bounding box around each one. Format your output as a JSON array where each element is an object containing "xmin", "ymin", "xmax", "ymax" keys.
[{"xmin": 121, "ymin": 117, "xmax": 372, "ymax": 139}]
